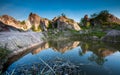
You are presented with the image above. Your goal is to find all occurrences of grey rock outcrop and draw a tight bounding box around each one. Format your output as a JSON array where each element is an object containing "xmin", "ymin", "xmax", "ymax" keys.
[
  {"xmin": 0, "ymin": 32, "xmax": 45, "ymax": 53},
  {"xmin": 102, "ymin": 30, "xmax": 120, "ymax": 42}
]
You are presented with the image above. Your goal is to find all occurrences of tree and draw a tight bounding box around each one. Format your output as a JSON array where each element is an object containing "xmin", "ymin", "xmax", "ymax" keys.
[
  {"xmin": 61, "ymin": 13, "xmax": 66, "ymax": 18},
  {"xmin": 91, "ymin": 10, "xmax": 110, "ymax": 24},
  {"xmin": 80, "ymin": 14, "xmax": 90, "ymax": 27}
]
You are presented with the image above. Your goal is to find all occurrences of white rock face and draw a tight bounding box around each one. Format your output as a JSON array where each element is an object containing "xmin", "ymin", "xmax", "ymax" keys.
[{"xmin": 0, "ymin": 32, "xmax": 45, "ymax": 52}]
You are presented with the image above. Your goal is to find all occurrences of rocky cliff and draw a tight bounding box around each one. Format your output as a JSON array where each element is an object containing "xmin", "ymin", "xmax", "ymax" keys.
[
  {"xmin": 0, "ymin": 13, "xmax": 81, "ymax": 32},
  {"xmin": 28, "ymin": 13, "xmax": 50, "ymax": 31},
  {"xmin": 0, "ymin": 21, "xmax": 21, "ymax": 32},
  {"xmin": 108, "ymin": 14, "xmax": 120, "ymax": 24},
  {"xmin": 0, "ymin": 15, "xmax": 30, "ymax": 31},
  {"xmin": 52, "ymin": 16, "xmax": 81, "ymax": 31}
]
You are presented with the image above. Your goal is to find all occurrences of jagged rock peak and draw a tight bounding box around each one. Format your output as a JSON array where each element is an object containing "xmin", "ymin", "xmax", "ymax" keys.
[
  {"xmin": 0, "ymin": 15, "xmax": 19, "ymax": 25},
  {"xmin": 0, "ymin": 15, "xmax": 29, "ymax": 31}
]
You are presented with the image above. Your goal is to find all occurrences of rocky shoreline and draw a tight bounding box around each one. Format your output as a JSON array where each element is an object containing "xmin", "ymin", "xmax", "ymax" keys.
[
  {"xmin": 0, "ymin": 29, "xmax": 120, "ymax": 52},
  {"xmin": 0, "ymin": 32, "xmax": 45, "ymax": 55}
]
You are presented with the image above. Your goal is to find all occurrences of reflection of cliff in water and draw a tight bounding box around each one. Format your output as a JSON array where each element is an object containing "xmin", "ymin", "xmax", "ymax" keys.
[
  {"xmin": 32, "ymin": 40, "xmax": 80, "ymax": 54},
  {"xmin": 1, "ymin": 42, "xmax": 47, "ymax": 72},
  {"xmin": 1, "ymin": 40, "xmax": 120, "ymax": 72},
  {"xmin": 79, "ymin": 41, "xmax": 119, "ymax": 65},
  {"xmin": 1, "ymin": 41, "xmax": 80, "ymax": 72},
  {"xmin": 49, "ymin": 40, "xmax": 80, "ymax": 53}
]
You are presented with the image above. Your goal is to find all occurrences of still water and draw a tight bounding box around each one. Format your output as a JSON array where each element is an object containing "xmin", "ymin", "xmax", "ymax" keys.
[{"xmin": 1, "ymin": 39, "xmax": 120, "ymax": 75}]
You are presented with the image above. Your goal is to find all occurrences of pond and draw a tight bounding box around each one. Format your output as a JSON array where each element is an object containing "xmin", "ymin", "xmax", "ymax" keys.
[{"xmin": 1, "ymin": 39, "xmax": 120, "ymax": 75}]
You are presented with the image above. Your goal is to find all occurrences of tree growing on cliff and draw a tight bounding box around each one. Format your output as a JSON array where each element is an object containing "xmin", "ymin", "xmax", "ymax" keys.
[
  {"xmin": 80, "ymin": 14, "xmax": 90, "ymax": 28},
  {"xmin": 90, "ymin": 10, "xmax": 110, "ymax": 24}
]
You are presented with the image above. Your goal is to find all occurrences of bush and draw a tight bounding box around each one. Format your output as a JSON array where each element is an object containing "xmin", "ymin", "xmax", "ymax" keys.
[
  {"xmin": 47, "ymin": 22, "xmax": 53, "ymax": 29},
  {"xmin": 20, "ymin": 20, "xmax": 25, "ymax": 25},
  {"xmin": 90, "ymin": 31, "xmax": 106, "ymax": 38},
  {"xmin": 32, "ymin": 25, "xmax": 41, "ymax": 32},
  {"xmin": 102, "ymin": 22, "xmax": 120, "ymax": 30}
]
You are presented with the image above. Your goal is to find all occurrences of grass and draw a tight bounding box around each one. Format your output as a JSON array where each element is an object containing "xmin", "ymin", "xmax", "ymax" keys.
[
  {"xmin": 0, "ymin": 47, "xmax": 11, "ymax": 75},
  {"xmin": 89, "ymin": 31, "xmax": 106, "ymax": 38},
  {"xmin": 0, "ymin": 47, "xmax": 10, "ymax": 59}
]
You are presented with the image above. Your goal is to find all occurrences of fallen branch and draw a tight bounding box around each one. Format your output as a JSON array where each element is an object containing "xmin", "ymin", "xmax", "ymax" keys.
[{"xmin": 38, "ymin": 57, "xmax": 56, "ymax": 75}]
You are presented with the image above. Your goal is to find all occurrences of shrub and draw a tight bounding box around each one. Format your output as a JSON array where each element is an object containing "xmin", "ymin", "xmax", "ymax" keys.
[
  {"xmin": 32, "ymin": 25, "xmax": 41, "ymax": 32},
  {"xmin": 47, "ymin": 22, "xmax": 53, "ymax": 29},
  {"xmin": 20, "ymin": 20, "xmax": 25, "ymax": 25}
]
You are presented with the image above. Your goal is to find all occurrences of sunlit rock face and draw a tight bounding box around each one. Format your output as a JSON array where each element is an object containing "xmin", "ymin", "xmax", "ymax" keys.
[
  {"xmin": 50, "ymin": 41, "xmax": 80, "ymax": 53},
  {"xmin": 28, "ymin": 13, "xmax": 41, "ymax": 31},
  {"xmin": 31, "ymin": 41, "xmax": 80, "ymax": 54},
  {"xmin": 98, "ymin": 48, "xmax": 115, "ymax": 57},
  {"xmin": 32, "ymin": 42, "xmax": 49, "ymax": 54},
  {"xmin": 108, "ymin": 14, "xmax": 120, "ymax": 24},
  {"xmin": 0, "ymin": 15, "xmax": 29, "ymax": 31},
  {"xmin": 40, "ymin": 18, "xmax": 50, "ymax": 31},
  {"xmin": 28, "ymin": 13, "xmax": 50, "ymax": 31},
  {"xmin": 52, "ymin": 16, "xmax": 81, "ymax": 31},
  {"xmin": 102, "ymin": 30, "xmax": 120, "ymax": 42}
]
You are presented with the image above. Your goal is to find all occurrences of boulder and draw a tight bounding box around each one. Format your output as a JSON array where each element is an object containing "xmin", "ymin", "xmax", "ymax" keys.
[{"xmin": 102, "ymin": 30, "xmax": 120, "ymax": 42}]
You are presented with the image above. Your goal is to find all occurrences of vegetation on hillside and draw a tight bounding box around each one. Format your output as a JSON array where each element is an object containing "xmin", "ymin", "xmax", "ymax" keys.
[{"xmin": 80, "ymin": 10, "xmax": 120, "ymax": 31}]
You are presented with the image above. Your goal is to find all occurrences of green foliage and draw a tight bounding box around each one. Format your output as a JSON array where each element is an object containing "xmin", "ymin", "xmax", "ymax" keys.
[
  {"xmin": 68, "ymin": 19, "xmax": 74, "ymax": 23},
  {"xmin": 32, "ymin": 25, "xmax": 41, "ymax": 32},
  {"xmin": 68, "ymin": 29, "xmax": 79, "ymax": 34},
  {"xmin": 91, "ymin": 10, "xmax": 110, "ymax": 24},
  {"xmin": 61, "ymin": 13, "xmax": 66, "ymax": 18},
  {"xmin": 102, "ymin": 22, "xmax": 120, "ymax": 30},
  {"xmin": 20, "ymin": 20, "xmax": 25, "ymax": 25},
  {"xmin": 90, "ymin": 31, "xmax": 106, "ymax": 38},
  {"xmin": 80, "ymin": 15, "xmax": 90, "ymax": 28},
  {"xmin": 47, "ymin": 22, "xmax": 53, "ymax": 29},
  {"xmin": 0, "ymin": 47, "xmax": 10, "ymax": 58}
]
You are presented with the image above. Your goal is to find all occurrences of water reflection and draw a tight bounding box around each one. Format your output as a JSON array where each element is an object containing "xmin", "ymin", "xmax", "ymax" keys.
[
  {"xmin": 32, "ymin": 40, "xmax": 80, "ymax": 54},
  {"xmin": 79, "ymin": 41, "xmax": 118, "ymax": 65},
  {"xmin": 31, "ymin": 40, "xmax": 119, "ymax": 65},
  {"xmin": 1, "ymin": 39, "xmax": 120, "ymax": 75}
]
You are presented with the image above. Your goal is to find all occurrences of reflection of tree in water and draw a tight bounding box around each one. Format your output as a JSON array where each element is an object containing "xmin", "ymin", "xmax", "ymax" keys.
[
  {"xmin": 79, "ymin": 43, "xmax": 89, "ymax": 56},
  {"xmin": 79, "ymin": 41, "xmax": 118, "ymax": 65},
  {"xmin": 88, "ymin": 54, "xmax": 107, "ymax": 65}
]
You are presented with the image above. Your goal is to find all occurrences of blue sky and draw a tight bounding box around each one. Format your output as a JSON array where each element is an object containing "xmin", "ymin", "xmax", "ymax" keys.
[{"xmin": 0, "ymin": 0, "xmax": 120, "ymax": 22}]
